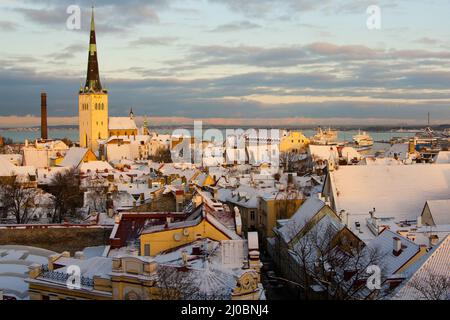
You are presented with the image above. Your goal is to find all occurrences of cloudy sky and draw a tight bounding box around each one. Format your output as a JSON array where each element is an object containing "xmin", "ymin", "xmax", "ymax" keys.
[{"xmin": 0, "ymin": 0, "xmax": 450, "ymax": 126}]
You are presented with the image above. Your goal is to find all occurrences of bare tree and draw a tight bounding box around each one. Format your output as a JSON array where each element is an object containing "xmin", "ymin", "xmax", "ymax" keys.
[
  {"xmin": 49, "ymin": 168, "xmax": 83, "ymax": 223},
  {"xmin": 0, "ymin": 176, "xmax": 42, "ymax": 224},
  {"xmin": 407, "ymin": 268, "xmax": 450, "ymax": 300},
  {"xmin": 84, "ymin": 176, "xmax": 108, "ymax": 213},
  {"xmin": 278, "ymin": 220, "xmax": 387, "ymax": 300},
  {"xmin": 150, "ymin": 147, "xmax": 172, "ymax": 163},
  {"xmin": 156, "ymin": 265, "xmax": 199, "ymax": 300},
  {"xmin": 280, "ymin": 152, "xmax": 301, "ymax": 172},
  {"xmin": 156, "ymin": 246, "xmax": 232, "ymax": 300}
]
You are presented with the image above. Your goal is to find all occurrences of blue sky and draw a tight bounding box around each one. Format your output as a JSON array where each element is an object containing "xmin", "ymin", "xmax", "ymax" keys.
[{"xmin": 0, "ymin": 0, "xmax": 450, "ymax": 125}]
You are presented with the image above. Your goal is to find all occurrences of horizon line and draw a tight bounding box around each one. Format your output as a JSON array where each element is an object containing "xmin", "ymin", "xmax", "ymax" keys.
[{"xmin": 0, "ymin": 115, "xmax": 446, "ymax": 128}]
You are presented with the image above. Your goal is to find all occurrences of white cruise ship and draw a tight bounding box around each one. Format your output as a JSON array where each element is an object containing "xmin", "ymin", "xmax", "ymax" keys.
[
  {"xmin": 310, "ymin": 127, "xmax": 338, "ymax": 145},
  {"xmin": 352, "ymin": 130, "xmax": 374, "ymax": 147}
]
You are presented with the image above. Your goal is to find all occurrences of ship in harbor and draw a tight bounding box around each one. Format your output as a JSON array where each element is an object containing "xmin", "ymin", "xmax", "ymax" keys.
[
  {"xmin": 352, "ymin": 130, "xmax": 374, "ymax": 147},
  {"xmin": 310, "ymin": 127, "xmax": 339, "ymax": 145}
]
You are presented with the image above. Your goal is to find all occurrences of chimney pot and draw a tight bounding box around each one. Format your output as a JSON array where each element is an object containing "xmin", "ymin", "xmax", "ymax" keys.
[
  {"xmin": 417, "ymin": 216, "xmax": 422, "ymax": 228},
  {"xmin": 393, "ymin": 237, "xmax": 402, "ymax": 256}
]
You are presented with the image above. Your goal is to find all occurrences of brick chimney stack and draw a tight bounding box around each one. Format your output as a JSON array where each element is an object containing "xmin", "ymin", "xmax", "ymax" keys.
[{"xmin": 41, "ymin": 92, "xmax": 48, "ymax": 140}]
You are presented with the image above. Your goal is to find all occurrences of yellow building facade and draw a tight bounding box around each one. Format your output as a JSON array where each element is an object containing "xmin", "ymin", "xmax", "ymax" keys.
[
  {"xmin": 258, "ymin": 196, "xmax": 303, "ymax": 240},
  {"xmin": 280, "ymin": 131, "xmax": 310, "ymax": 153},
  {"xmin": 79, "ymin": 93, "xmax": 109, "ymax": 152},
  {"xmin": 140, "ymin": 217, "xmax": 231, "ymax": 256},
  {"xmin": 27, "ymin": 254, "xmax": 263, "ymax": 300}
]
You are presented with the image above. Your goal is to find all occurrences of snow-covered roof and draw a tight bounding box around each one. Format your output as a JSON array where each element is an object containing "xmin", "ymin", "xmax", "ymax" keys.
[
  {"xmin": 328, "ymin": 164, "xmax": 450, "ymax": 220},
  {"xmin": 24, "ymin": 140, "xmax": 69, "ymax": 151},
  {"xmin": 341, "ymin": 147, "xmax": 361, "ymax": 161},
  {"xmin": 435, "ymin": 151, "xmax": 450, "ymax": 164},
  {"xmin": 0, "ymin": 156, "xmax": 15, "ymax": 176},
  {"xmin": 153, "ymin": 238, "xmax": 259, "ymax": 299},
  {"xmin": 278, "ymin": 197, "xmax": 327, "ymax": 243},
  {"xmin": 206, "ymin": 212, "xmax": 241, "ymax": 240},
  {"xmin": 289, "ymin": 214, "xmax": 345, "ymax": 266},
  {"xmin": 192, "ymin": 173, "xmax": 209, "ymax": 187},
  {"xmin": 59, "ymin": 147, "xmax": 89, "ymax": 168},
  {"xmin": 109, "ymin": 117, "xmax": 137, "ymax": 130},
  {"xmin": 385, "ymin": 143, "xmax": 410, "ymax": 160},
  {"xmin": 0, "ymin": 157, "xmax": 36, "ymax": 179},
  {"xmin": 106, "ymin": 135, "xmax": 150, "ymax": 144},
  {"xmin": 248, "ymin": 232, "xmax": 259, "ymax": 251},
  {"xmin": 366, "ymin": 229, "xmax": 421, "ymax": 277},
  {"xmin": 80, "ymin": 161, "xmax": 114, "ymax": 173},
  {"xmin": 218, "ymin": 185, "xmax": 267, "ymax": 209},
  {"xmin": 37, "ymin": 167, "xmax": 71, "ymax": 185},
  {"xmin": 0, "ymin": 245, "xmax": 56, "ymax": 300},
  {"xmin": 0, "ymin": 154, "xmax": 22, "ymax": 165},
  {"xmin": 361, "ymin": 157, "xmax": 403, "ymax": 166},
  {"xmin": 392, "ymin": 235, "xmax": 450, "ymax": 300},
  {"xmin": 308, "ymin": 145, "xmax": 339, "ymax": 161},
  {"xmin": 53, "ymin": 256, "xmax": 112, "ymax": 278},
  {"xmin": 225, "ymin": 148, "xmax": 247, "ymax": 164},
  {"xmin": 158, "ymin": 163, "xmax": 199, "ymax": 181},
  {"xmin": 424, "ymin": 199, "xmax": 450, "ymax": 226}
]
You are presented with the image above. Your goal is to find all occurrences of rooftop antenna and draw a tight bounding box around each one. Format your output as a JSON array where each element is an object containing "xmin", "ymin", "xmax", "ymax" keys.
[{"xmin": 427, "ymin": 112, "xmax": 430, "ymax": 127}]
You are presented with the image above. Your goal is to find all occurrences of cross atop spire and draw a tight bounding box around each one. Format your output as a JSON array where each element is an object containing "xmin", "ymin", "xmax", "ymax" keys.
[{"xmin": 82, "ymin": 6, "xmax": 104, "ymax": 93}]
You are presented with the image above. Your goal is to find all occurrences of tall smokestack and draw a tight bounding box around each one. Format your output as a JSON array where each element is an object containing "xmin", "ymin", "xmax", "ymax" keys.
[{"xmin": 41, "ymin": 92, "xmax": 48, "ymax": 140}]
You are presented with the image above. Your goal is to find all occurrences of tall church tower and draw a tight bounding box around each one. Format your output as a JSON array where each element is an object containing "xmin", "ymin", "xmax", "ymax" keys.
[{"xmin": 79, "ymin": 7, "xmax": 108, "ymax": 153}]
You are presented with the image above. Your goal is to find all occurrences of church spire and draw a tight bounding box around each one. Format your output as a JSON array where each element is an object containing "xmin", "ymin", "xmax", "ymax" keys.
[{"xmin": 83, "ymin": 6, "xmax": 104, "ymax": 93}]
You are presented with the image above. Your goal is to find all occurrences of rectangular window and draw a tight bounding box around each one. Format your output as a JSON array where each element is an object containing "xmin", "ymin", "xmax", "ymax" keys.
[{"xmin": 144, "ymin": 244, "xmax": 150, "ymax": 256}]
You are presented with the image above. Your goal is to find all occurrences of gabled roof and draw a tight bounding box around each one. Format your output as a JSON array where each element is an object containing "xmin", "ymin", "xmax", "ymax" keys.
[
  {"xmin": 424, "ymin": 199, "xmax": 450, "ymax": 226},
  {"xmin": 59, "ymin": 147, "xmax": 89, "ymax": 168},
  {"xmin": 385, "ymin": 143, "xmax": 410, "ymax": 160},
  {"xmin": 277, "ymin": 197, "xmax": 327, "ymax": 243},
  {"xmin": 308, "ymin": 145, "xmax": 339, "ymax": 161},
  {"xmin": 0, "ymin": 156, "xmax": 15, "ymax": 176},
  {"xmin": 366, "ymin": 229, "xmax": 421, "ymax": 277},
  {"xmin": 435, "ymin": 151, "xmax": 450, "ymax": 164},
  {"xmin": 0, "ymin": 157, "xmax": 35, "ymax": 178},
  {"xmin": 80, "ymin": 161, "xmax": 114, "ymax": 173},
  {"xmin": 109, "ymin": 117, "xmax": 137, "ymax": 130},
  {"xmin": 392, "ymin": 235, "xmax": 450, "ymax": 300},
  {"xmin": 328, "ymin": 164, "xmax": 450, "ymax": 220}
]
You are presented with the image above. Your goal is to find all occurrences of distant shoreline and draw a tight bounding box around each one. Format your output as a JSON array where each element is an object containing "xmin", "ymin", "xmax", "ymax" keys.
[{"xmin": 1, "ymin": 124, "xmax": 449, "ymax": 132}]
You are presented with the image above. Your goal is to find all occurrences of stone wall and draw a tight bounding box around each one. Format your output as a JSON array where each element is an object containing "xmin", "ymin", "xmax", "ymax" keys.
[{"xmin": 0, "ymin": 226, "xmax": 113, "ymax": 254}]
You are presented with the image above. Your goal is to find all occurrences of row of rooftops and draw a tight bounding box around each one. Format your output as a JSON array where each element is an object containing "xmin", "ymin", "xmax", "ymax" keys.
[{"xmin": 270, "ymin": 196, "xmax": 449, "ymax": 300}]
